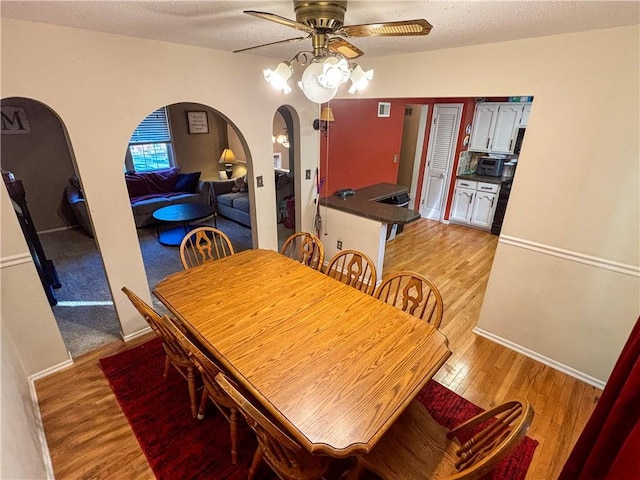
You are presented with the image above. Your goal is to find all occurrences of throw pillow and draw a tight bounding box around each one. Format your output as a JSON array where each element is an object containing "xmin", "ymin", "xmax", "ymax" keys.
[
  {"xmin": 235, "ymin": 176, "xmax": 247, "ymax": 193},
  {"xmin": 145, "ymin": 167, "xmax": 179, "ymax": 193},
  {"xmin": 175, "ymin": 172, "xmax": 201, "ymax": 193},
  {"xmin": 125, "ymin": 167, "xmax": 179, "ymax": 199}
]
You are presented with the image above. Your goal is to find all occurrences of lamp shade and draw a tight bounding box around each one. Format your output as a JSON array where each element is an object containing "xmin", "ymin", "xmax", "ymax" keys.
[
  {"xmin": 264, "ymin": 62, "xmax": 293, "ymax": 94},
  {"xmin": 219, "ymin": 148, "xmax": 236, "ymax": 165},
  {"xmin": 348, "ymin": 65, "xmax": 374, "ymax": 94},
  {"xmin": 319, "ymin": 107, "xmax": 335, "ymax": 122}
]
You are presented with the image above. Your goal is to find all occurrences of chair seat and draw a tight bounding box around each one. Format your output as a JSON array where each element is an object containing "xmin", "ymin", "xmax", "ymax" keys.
[
  {"xmin": 360, "ymin": 400, "xmax": 460, "ymax": 480},
  {"xmin": 354, "ymin": 397, "xmax": 533, "ymax": 480}
]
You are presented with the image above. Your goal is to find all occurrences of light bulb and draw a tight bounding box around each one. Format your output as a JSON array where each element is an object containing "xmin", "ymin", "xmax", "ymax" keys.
[{"xmin": 318, "ymin": 57, "xmax": 351, "ymax": 89}]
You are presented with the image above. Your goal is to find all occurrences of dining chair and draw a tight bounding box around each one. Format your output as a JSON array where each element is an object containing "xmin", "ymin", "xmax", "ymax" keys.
[
  {"xmin": 121, "ymin": 286, "xmax": 199, "ymax": 418},
  {"xmin": 280, "ymin": 231, "xmax": 325, "ymax": 271},
  {"xmin": 179, "ymin": 226, "xmax": 235, "ymax": 270},
  {"xmin": 215, "ymin": 373, "xmax": 333, "ymax": 480},
  {"xmin": 158, "ymin": 315, "xmax": 240, "ymax": 465},
  {"xmin": 347, "ymin": 398, "xmax": 533, "ymax": 480},
  {"xmin": 325, "ymin": 249, "xmax": 377, "ymax": 295},
  {"xmin": 374, "ymin": 271, "xmax": 444, "ymax": 328}
]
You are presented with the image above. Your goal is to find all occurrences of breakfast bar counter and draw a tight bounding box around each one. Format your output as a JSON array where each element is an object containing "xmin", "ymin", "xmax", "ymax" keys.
[{"xmin": 321, "ymin": 182, "xmax": 421, "ymax": 224}]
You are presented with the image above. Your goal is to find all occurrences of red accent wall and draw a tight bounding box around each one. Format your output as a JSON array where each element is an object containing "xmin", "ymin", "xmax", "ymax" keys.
[{"xmin": 319, "ymin": 99, "xmax": 405, "ymax": 197}]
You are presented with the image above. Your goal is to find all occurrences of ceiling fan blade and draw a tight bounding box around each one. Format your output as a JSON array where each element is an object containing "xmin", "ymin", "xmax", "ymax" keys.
[
  {"xmin": 244, "ymin": 10, "xmax": 315, "ymax": 34},
  {"xmin": 328, "ymin": 37, "xmax": 363, "ymax": 59},
  {"xmin": 234, "ymin": 36, "xmax": 307, "ymax": 54},
  {"xmin": 340, "ymin": 19, "xmax": 433, "ymax": 37}
]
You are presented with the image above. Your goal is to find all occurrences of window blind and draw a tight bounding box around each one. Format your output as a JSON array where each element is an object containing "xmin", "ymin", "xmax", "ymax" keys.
[{"xmin": 129, "ymin": 107, "xmax": 170, "ymax": 144}]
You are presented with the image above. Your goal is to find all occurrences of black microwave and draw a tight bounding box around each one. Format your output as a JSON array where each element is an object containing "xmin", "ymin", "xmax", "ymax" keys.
[{"xmin": 476, "ymin": 157, "xmax": 505, "ymax": 177}]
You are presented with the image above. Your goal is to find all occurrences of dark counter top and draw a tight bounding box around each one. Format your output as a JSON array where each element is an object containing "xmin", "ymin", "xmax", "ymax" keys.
[
  {"xmin": 456, "ymin": 173, "xmax": 507, "ymax": 185},
  {"xmin": 321, "ymin": 183, "xmax": 421, "ymax": 225}
]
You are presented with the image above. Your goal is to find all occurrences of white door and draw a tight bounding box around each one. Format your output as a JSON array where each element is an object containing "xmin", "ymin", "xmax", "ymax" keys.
[{"xmin": 419, "ymin": 104, "xmax": 462, "ymax": 221}]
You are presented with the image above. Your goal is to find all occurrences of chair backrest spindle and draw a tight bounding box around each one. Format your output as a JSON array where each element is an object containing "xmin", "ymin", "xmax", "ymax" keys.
[
  {"xmin": 180, "ymin": 226, "xmax": 234, "ymax": 269},
  {"xmin": 280, "ymin": 232, "xmax": 325, "ymax": 271},
  {"xmin": 325, "ymin": 249, "xmax": 377, "ymax": 295},
  {"xmin": 374, "ymin": 271, "xmax": 444, "ymax": 328}
]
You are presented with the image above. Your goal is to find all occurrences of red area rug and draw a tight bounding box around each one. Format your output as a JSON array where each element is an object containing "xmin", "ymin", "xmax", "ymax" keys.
[{"xmin": 100, "ymin": 338, "xmax": 538, "ymax": 479}]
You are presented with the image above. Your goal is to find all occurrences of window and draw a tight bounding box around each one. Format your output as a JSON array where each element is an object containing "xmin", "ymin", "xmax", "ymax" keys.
[{"xmin": 127, "ymin": 107, "xmax": 174, "ymax": 172}]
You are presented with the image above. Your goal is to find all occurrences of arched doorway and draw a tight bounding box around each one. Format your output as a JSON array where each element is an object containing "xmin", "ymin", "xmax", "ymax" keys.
[
  {"xmin": 1, "ymin": 97, "xmax": 120, "ymax": 357},
  {"xmin": 126, "ymin": 102, "xmax": 255, "ymax": 312},
  {"xmin": 273, "ymin": 106, "xmax": 298, "ymax": 250}
]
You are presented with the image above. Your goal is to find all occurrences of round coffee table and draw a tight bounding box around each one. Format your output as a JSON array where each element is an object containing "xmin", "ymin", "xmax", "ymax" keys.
[{"xmin": 152, "ymin": 203, "xmax": 215, "ymax": 246}]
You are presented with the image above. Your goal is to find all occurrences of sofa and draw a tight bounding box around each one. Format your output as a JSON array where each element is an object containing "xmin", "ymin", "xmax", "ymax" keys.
[
  {"xmin": 65, "ymin": 168, "xmax": 210, "ymax": 235},
  {"xmin": 124, "ymin": 168, "xmax": 209, "ymax": 227},
  {"xmin": 211, "ymin": 177, "xmax": 251, "ymax": 227}
]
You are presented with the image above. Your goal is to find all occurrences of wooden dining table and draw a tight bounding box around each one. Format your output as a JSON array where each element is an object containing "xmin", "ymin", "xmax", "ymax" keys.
[{"xmin": 153, "ymin": 248, "xmax": 452, "ymax": 458}]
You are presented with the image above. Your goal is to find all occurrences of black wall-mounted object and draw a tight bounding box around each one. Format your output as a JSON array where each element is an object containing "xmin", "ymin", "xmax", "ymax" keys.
[{"xmin": 3, "ymin": 175, "xmax": 60, "ymax": 305}]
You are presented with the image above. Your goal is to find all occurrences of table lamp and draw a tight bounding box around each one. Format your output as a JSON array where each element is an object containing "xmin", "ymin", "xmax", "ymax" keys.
[{"xmin": 219, "ymin": 148, "xmax": 236, "ymax": 179}]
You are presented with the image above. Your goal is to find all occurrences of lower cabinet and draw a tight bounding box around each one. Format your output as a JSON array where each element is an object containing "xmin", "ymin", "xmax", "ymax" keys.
[
  {"xmin": 450, "ymin": 184, "xmax": 475, "ymax": 223},
  {"xmin": 450, "ymin": 179, "xmax": 500, "ymax": 229}
]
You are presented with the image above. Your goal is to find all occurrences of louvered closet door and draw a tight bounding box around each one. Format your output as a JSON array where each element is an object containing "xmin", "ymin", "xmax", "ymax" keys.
[{"xmin": 419, "ymin": 104, "xmax": 462, "ymax": 221}]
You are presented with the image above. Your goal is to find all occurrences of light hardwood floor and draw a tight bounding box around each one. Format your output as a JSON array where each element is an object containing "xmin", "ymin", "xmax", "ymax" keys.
[{"xmin": 35, "ymin": 218, "xmax": 600, "ymax": 479}]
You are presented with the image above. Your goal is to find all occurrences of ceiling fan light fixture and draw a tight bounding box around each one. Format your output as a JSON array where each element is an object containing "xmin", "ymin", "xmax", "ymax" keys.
[
  {"xmin": 348, "ymin": 65, "xmax": 374, "ymax": 94},
  {"xmin": 318, "ymin": 57, "xmax": 351, "ymax": 89},
  {"xmin": 298, "ymin": 60, "xmax": 339, "ymax": 103},
  {"xmin": 264, "ymin": 62, "xmax": 293, "ymax": 94}
]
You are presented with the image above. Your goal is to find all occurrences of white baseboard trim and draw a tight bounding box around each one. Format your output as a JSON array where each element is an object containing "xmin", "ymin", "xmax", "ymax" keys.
[
  {"xmin": 28, "ymin": 357, "xmax": 74, "ymax": 382},
  {"xmin": 472, "ymin": 327, "xmax": 606, "ymax": 390},
  {"xmin": 123, "ymin": 325, "xmax": 152, "ymax": 342},
  {"xmin": 28, "ymin": 359, "xmax": 73, "ymax": 480},
  {"xmin": 38, "ymin": 226, "xmax": 74, "ymax": 235},
  {"xmin": 499, "ymin": 235, "xmax": 640, "ymax": 278}
]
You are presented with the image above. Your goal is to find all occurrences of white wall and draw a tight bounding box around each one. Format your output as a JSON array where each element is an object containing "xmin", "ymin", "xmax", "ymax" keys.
[{"xmin": 0, "ymin": 333, "xmax": 50, "ymax": 479}]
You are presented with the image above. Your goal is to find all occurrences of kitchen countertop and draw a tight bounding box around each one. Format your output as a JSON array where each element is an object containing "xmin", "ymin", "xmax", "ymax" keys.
[
  {"xmin": 321, "ymin": 182, "xmax": 421, "ymax": 225},
  {"xmin": 456, "ymin": 173, "xmax": 510, "ymax": 185}
]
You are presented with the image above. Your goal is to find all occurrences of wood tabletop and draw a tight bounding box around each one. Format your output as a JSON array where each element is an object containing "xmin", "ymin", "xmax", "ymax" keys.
[{"xmin": 153, "ymin": 249, "xmax": 451, "ymax": 458}]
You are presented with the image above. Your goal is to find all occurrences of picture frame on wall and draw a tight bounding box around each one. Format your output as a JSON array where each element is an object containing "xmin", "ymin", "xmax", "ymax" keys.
[{"xmin": 187, "ymin": 111, "xmax": 209, "ymax": 134}]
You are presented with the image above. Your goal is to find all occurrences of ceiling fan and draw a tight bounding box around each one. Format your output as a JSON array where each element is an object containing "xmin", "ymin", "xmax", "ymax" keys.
[
  {"xmin": 235, "ymin": 1, "xmax": 433, "ymax": 103},
  {"xmin": 235, "ymin": 0, "xmax": 433, "ymax": 59}
]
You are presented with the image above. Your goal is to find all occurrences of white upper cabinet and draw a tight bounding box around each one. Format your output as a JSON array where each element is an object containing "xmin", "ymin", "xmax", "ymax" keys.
[
  {"xmin": 520, "ymin": 103, "xmax": 532, "ymax": 127},
  {"xmin": 468, "ymin": 104, "xmax": 498, "ymax": 152},
  {"xmin": 469, "ymin": 102, "xmax": 531, "ymax": 154},
  {"xmin": 491, "ymin": 104, "xmax": 523, "ymax": 153}
]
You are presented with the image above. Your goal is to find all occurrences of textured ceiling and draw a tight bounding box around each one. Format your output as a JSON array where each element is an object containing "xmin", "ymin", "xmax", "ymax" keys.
[{"xmin": 2, "ymin": 1, "xmax": 639, "ymax": 60}]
